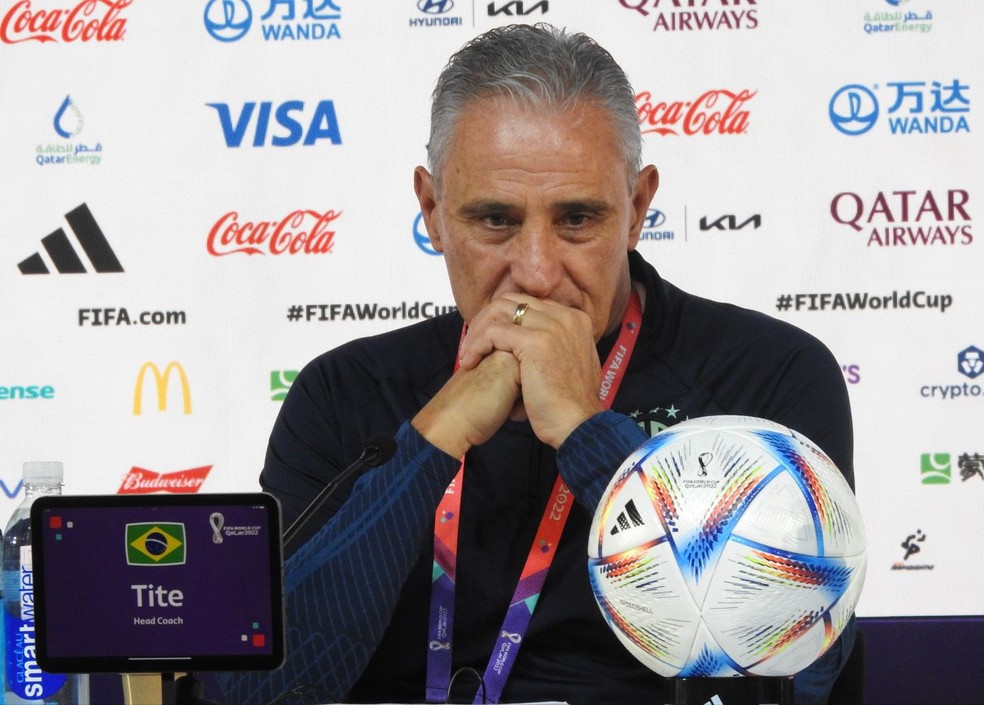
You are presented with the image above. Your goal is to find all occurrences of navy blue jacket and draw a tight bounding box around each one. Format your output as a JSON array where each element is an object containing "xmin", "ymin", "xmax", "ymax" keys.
[{"xmin": 221, "ymin": 251, "xmax": 856, "ymax": 705}]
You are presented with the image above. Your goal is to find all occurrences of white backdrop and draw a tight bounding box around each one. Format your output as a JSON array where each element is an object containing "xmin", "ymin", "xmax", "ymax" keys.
[{"xmin": 0, "ymin": 0, "xmax": 981, "ymax": 620}]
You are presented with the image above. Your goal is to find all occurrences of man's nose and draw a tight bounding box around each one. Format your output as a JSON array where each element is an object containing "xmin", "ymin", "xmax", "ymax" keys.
[{"xmin": 510, "ymin": 226, "xmax": 563, "ymax": 298}]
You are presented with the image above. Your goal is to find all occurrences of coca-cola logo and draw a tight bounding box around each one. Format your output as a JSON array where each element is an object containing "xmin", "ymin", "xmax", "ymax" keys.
[
  {"xmin": 1, "ymin": 0, "xmax": 131, "ymax": 44},
  {"xmin": 207, "ymin": 209, "xmax": 341, "ymax": 256},
  {"xmin": 636, "ymin": 89, "xmax": 756, "ymax": 136},
  {"xmin": 117, "ymin": 466, "xmax": 212, "ymax": 495}
]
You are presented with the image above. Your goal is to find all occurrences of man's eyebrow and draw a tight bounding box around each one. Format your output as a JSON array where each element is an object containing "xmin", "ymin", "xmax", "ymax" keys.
[
  {"xmin": 459, "ymin": 200, "xmax": 517, "ymax": 217},
  {"xmin": 554, "ymin": 199, "xmax": 612, "ymax": 216},
  {"xmin": 457, "ymin": 199, "xmax": 613, "ymax": 219}
]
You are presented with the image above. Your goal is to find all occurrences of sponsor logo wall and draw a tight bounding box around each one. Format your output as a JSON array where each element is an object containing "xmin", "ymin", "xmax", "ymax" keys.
[{"xmin": 0, "ymin": 2, "xmax": 981, "ymax": 621}]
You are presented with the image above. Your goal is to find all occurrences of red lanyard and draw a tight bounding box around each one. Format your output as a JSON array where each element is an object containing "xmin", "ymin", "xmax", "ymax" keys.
[{"xmin": 426, "ymin": 291, "xmax": 642, "ymax": 704}]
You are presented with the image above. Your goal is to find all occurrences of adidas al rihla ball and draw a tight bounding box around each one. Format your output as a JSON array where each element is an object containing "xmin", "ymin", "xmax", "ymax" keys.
[{"xmin": 588, "ymin": 415, "xmax": 866, "ymax": 678}]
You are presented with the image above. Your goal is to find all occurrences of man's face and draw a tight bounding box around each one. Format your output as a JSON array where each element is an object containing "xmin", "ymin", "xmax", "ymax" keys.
[{"xmin": 415, "ymin": 98, "xmax": 658, "ymax": 340}]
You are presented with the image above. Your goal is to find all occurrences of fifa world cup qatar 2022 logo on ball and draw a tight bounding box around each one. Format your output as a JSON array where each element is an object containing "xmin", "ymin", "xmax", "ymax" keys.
[{"xmin": 588, "ymin": 415, "xmax": 866, "ymax": 678}]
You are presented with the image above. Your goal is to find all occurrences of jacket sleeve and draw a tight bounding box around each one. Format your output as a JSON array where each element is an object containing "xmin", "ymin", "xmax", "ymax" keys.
[
  {"xmin": 217, "ymin": 421, "xmax": 459, "ymax": 704},
  {"xmin": 555, "ymin": 409, "xmax": 649, "ymax": 512}
]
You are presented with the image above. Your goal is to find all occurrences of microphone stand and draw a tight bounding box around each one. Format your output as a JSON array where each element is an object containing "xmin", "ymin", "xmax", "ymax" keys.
[{"xmin": 283, "ymin": 434, "xmax": 397, "ymax": 553}]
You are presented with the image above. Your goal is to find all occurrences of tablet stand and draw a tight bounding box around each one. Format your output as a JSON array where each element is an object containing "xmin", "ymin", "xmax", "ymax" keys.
[
  {"xmin": 121, "ymin": 673, "xmax": 221, "ymax": 705},
  {"xmin": 665, "ymin": 676, "xmax": 795, "ymax": 705},
  {"xmin": 174, "ymin": 673, "xmax": 223, "ymax": 705}
]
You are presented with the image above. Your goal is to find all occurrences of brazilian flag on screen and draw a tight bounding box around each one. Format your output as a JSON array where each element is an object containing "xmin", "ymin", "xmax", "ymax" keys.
[{"xmin": 126, "ymin": 523, "xmax": 186, "ymax": 565}]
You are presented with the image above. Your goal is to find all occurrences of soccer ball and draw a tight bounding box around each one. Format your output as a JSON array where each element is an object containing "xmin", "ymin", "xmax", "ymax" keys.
[{"xmin": 588, "ymin": 415, "xmax": 866, "ymax": 678}]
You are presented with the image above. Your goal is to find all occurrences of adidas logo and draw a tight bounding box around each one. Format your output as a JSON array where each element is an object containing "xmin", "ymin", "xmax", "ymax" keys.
[
  {"xmin": 18, "ymin": 203, "xmax": 123, "ymax": 274},
  {"xmin": 609, "ymin": 499, "xmax": 645, "ymax": 535},
  {"xmin": 703, "ymin": 696, "xmax": 724, "ymax": 705}
]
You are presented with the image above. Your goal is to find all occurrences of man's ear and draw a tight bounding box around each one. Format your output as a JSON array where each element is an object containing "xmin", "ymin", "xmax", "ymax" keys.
[
  {"xmin": 627, "ymin": 164, "xmax": 660, "ymax": 251},
  {"xmin": 414, "ymin": 166, "xmax": 444, "ymax": 253}
]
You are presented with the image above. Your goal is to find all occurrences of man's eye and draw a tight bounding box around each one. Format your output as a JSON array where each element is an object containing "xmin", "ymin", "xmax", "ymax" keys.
[
  {"xmin": 484, "ymin": 215, "xmax": 511, "ymax": 228},
  {"xmin": 567, "ymin": 214, "xmax": 589, "ymax": 226}
]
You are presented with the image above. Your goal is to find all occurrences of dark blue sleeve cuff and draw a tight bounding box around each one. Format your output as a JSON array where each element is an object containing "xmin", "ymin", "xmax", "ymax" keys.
[{"xmin": 556, "ymin": 410, "xmax": 649, "ymax": 510}]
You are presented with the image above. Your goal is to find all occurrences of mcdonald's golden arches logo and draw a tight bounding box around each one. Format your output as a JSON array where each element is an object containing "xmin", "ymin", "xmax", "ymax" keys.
[{"xmin": 133, "ymin": 361, "xmax": 191, "ymax": 415}]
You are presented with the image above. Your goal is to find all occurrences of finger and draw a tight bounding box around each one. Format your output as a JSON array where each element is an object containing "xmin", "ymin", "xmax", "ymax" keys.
[{"xmin": 458, "ymin": 297, "xmax": 541, "ymax": 369}]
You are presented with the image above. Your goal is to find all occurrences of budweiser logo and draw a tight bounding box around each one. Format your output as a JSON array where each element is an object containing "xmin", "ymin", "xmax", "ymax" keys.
[
  {"xmin": 207, "ymin": 209, "xmax": 341, "ymax": 256},
  {"xmin": 636, "ymin": 89, "xmax": 756, "ymax": 136},
  {"xmin": 1, "ymin": 0, "xmax": 130, "ymax": 44},
  {"xmin": 117, "ymin": 466, "xmax": 212, "ymax": 494}
]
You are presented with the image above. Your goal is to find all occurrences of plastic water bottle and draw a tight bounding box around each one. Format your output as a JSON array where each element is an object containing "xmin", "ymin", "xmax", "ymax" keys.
[{"xmin": 3, "ymin": 462, "xmax": 89, "ymax": 705}]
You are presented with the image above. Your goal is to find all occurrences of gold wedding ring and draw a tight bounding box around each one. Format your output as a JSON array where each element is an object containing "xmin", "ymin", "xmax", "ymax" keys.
[{"xmin": 511, "ymin": 302, "xmax": 530, "ymax": 326}]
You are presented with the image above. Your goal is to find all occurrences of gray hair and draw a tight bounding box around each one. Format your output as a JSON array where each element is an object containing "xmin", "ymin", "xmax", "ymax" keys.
[{"xmin": 426, "ymin": 23, "xmax": 642, "ymax": 190}]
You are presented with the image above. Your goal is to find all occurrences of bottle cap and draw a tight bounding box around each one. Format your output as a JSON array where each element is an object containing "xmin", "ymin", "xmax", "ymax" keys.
[{"xmin": 23, "ymin": 461, "xmax": 64, "ymax": 484}]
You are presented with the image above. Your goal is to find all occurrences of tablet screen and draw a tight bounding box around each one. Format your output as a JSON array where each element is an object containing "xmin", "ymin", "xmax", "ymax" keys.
[{"xmin": 29, "ymin": 493, "xmax": 284, "ymax": 673}]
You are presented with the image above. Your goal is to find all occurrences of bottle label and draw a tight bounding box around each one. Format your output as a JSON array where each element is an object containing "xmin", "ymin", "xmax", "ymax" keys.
[{"xmin": 4, "ymin": 546, "xmax": 67, "ymax": 699}]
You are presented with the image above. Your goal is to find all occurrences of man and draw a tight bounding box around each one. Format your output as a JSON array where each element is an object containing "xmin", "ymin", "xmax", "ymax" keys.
[{"xmin": 222, "ymin": 23, "xmax": 856, "ymax": 705}]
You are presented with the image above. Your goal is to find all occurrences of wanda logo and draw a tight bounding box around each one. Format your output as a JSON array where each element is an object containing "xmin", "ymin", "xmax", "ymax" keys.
[
  {"xmin": 207, "ymin": 209, "xmax": 341, "ymax": 256},
  {"xmin": 1, "ymin": 0, "xmax": 131, "ymax": 44},
  {"xmin": 636, "ymin": 89, "xmax": 756, "ymax": 136}
]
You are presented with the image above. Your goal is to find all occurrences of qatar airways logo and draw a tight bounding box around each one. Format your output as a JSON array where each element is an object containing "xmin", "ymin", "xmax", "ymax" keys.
[
  {"xmin": 207, "ymin": 209, "xmax": 341, "ymax": 256},
  {"xmin": 1, "ymin": 0, "xmax": 131, "ymax": 44},
  {"xmin": 618, "ymin": 0, "xmax": 759, "ymax": 32},
  {"xmin": 636, "ymin": 89, "xmax": 755, "ymax": 136},
  {"xmin": 117, "ymin": 466, "xmax": 212, "ymax": 495},
  {"xmin": 830, "ymin": 189, "xmax": 972, "ymax": 247}
]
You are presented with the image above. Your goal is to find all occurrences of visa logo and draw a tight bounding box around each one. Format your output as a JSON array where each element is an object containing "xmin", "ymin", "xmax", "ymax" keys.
[{"xmin": 206, "ymin": 100, "xmax": 342, "ymax": 147}]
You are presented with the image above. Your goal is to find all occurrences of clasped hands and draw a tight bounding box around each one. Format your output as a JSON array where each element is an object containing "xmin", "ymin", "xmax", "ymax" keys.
[{"xmin": 412, "ymin": 295, "xmax": 604, "ymax": 458}]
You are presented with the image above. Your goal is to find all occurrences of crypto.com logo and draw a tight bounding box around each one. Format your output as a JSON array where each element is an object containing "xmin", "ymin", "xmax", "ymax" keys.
[
  {"xmin": 958, "ymin": 346, "xmax": 983, "ymax": 379},
  {"xmin": 829, "ymin": 84, "xmax": 879, "ymax": 135},
  {"xmin": 133, "ymin": 361, "xmax": 191, "ymax": 415},
  {"xmin": 204, "ymin": 0, "xmax": 252, "ymax": 42}
]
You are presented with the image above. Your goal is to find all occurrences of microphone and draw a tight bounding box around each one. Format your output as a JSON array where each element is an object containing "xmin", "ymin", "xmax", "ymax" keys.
[{"xmin": 282, "ymin": 434, "xmax": 398, "ymax": 552}]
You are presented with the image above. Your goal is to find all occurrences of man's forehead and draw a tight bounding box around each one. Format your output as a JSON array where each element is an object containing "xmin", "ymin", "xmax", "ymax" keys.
[{"xmin": 441, "ymin": 103, "xmax": 625, "ymax": 183}]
